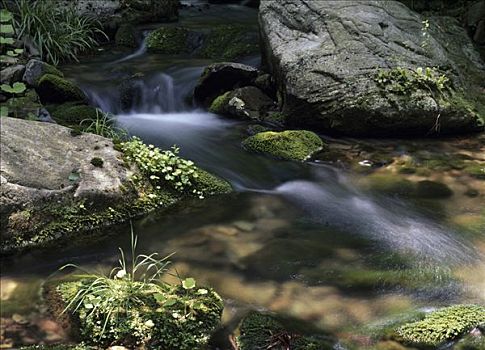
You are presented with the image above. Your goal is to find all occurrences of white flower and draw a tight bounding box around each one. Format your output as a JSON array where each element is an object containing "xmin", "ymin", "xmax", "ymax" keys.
[
  {"xmin": 144, "ymin": 320, "xmax": 155, "ymax": 328},
  {"xmin": 115, "ymin": 269, "xmax": 126, "ymax": 279}
]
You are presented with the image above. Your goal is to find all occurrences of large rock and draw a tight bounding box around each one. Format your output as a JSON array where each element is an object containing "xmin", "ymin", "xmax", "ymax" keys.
[
  {"xmin": 0, "ymin": 117, "xmax": 139, "ymax": 252},
  {"xmin": 259, "ymin": 0, "xmax": 485, "ymax": 136},
  {"xmin": 193, "ymin": 62, "xmax": 259, "ymax": 107}
]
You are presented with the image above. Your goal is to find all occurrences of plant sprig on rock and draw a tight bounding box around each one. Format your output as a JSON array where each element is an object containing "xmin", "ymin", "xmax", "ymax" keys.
[
  {"xmin": 375, "ymin": 66, "xmax": 450, "ymax": 95},
  {"xmin": 121, "ymin": 137, "xmax": 204, "ymax": 198}
]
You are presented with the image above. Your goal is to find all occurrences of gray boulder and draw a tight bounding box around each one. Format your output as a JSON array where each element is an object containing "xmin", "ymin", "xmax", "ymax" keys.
[
  {"xmin": 0, "ymin": 117, "xmax": 139, "ymax": 253},
  {"xmin": 193, "ymin": 62, "xmax": 259, "ymax": 107},
  {"xmin": 0, "ymin": 65, "xmax": 25, "ymax": 85},
  {"xmin": 23, "ymin": 59, "xmax": 64, "ymax": 87},
  {"xmin": 259, "ymin": 0, "xmax": 485, "ymax": 136}
]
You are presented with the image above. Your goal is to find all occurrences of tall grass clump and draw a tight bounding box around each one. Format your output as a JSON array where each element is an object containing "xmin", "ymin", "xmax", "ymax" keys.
[
  {"xmin": 55, "ymin": 225, "xmax": 224, "ymax": 348},
  {"xmin": 13, "ymin": 0, "xmax": 107, "ymax": 65},
  {"xmin": 80, "ymin": 109, "xmax": 126, "ymax": 140}
]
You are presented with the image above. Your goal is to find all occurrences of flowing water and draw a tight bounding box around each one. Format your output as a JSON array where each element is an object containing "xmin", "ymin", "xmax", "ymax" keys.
[{"xmin": 1, "ymin": 3, "xmax": 484, "ymax": 348}]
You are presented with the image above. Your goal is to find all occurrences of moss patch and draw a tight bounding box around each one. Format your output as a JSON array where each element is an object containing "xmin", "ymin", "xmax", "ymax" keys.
[
  {"xmin": 208, "ymin": 91, "xmax": 231, "ymax": 114},
  {"xmin": 115, "ymin": 24, "xmax": 138, "ymax": 47},
  {"xmin": 36, "ymin": 74, "xmax": 85, "ymax": 104},
  {"xmin": 397, "ymin": 305, "xmax": 485, "ymax": 346},
  {"xmin": 242, "ymin": 130, "xmax": 324, "ymax": 161},
  {"xmin": 200, "ymin": 24, "xmax": 259, "ymax": 61},
  {"xmin": 52, "ymin": 279, "xmax": 223, "ymax": 349},
  {"xmin": 237, "ymin": 312, "xmax": 334, "ymax": 350},
  {"xmin": 47, "ymin": 103, "xmax": 99, "ymax": 127},
  {"xmin": 146, "ymin": 26, "xmax": 189, "ymax": 54}
]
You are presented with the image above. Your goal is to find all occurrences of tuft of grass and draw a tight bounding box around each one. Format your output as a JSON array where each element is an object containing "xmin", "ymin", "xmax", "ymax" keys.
[
  {"xmin": 13, "ymin": 0, "xmax": 107, "ymax": 65},
  {"xmin": 80, "ymin": 109, "xmax": 126, "ymax": 140}
]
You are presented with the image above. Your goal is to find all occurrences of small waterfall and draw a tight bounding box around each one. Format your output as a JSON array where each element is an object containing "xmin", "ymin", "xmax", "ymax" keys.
[{"xmin": 111, "ymin": 32, "xmax": 148, "ymax": 64}]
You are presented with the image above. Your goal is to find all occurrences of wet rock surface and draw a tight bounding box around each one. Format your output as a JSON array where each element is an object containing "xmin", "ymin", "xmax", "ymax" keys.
[{"xmin": 259, "ymin": 0, "xmax": 485, "ymax": 136}]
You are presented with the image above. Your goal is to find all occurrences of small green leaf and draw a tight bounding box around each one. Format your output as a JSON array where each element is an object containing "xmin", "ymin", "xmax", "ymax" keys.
[
  {"xmin": 182, "ymin": 277, "xmax": 196, "ymax": 290},
  {"xmin": 153, "ymin": 293, "xmax": 166, "ymax": 303},
  {"xmin": 0, "ymin": 10, "xmax": 12, "ymax": 22},
  {"xmin": 0, "ymin": 37, "xmax": 14, "ymax": 45},
  {"xmin": 0, "ymin": 24, "xmax": 14, "ymax": 34},
  {"xmin": 14, "ymin": 48, "xmax": 23, "ymax": 54},
  {"xmin": 0, "ymin": 106, "xmax": 8, "ymax": 118},
  {"xmin": 163, "ymin": 298, "xmax": 177, "ymax": 307}
]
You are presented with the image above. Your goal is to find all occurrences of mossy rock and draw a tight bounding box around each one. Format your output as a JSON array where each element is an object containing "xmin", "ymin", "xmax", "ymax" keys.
[
  {"xmin": 237, "ymin": 311, "xmax": 334, "ymax": 350},
  {"xmin": 200, "ymin": 24, "xmax": 259, "ymax": 60},
  {"xmin": 1, "ymin": 89, "xmax": 42, "ymax": 119},
  {"xmin": 20, "ymin": 346, "xmax": 94, "ymax": 350},
  {"xmin": 146, "ymin": 26, "xmax": 190, "ymax": 54},
  {"xmin": 115, "ymin": 24, "xmax": 138, "ymax": 47},
  {"xmin": 47, "ymin": 103, "xmax": 99, "ymax": 127},
  {"xmin": 49, "ymin": 279, "xmax": 224, "ymax": 349},
  {"xmin": 36, "ymin": 74, "xmax": 85, "ymax": 104},
  {"xmin": 193, "ymin": 169, "xmax": 232, "ymax": 195},
  {"xmin": 397, "ymin": 305, "xmax": 485, "ymax": 347},
  {"xmin": 209, "ymin": 91, "xmax": 231, "ymax": 114},
  {"xmin": 23, "ymin": 59, "xmax": 64, "ymax": 87},
  {"xmin": 242, "ymin": 130, "xmax": 324, "ymax": 161}
]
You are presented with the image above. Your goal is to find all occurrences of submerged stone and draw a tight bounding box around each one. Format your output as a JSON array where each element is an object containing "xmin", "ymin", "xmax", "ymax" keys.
[{"xmin": 242, "ymin": 130, "xmax": 324, "ymax": 161}]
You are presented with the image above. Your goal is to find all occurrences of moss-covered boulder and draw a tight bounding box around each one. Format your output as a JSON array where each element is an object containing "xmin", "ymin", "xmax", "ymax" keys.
[
  {"xmin": 200, "ymin": 24, "xmax": 259, "ymax": 61},
  {"xmin": 115, "ymin": 24, "xmax": 139, "ymax": 47},
  {"xmin": 22, "ymin": 59, "xmax": 63, "ymax": 87},
  {"xmin": 396, "ymin": 305, "xmax": 485, "ymax": 347},
  {"xmin": 146, "ymin": 26, "xmax": 190, "ymax": 54},
  {"xmin": 36, "ymin": 74, "xmax": 86, "ymax": 104},
  {"xmin": 242, "ymin": 130, "xmax": 324, "ymax": 161},
  {"xmin": 0, "ymin": 119, "xmax": 231, "ymax": 254},
  {"xmin": 46, "ymin": 103, "xmax": 99, "ymax": 127},
  {"xmin": 48, "ymin": 278, "xmax": 223, "ymax": 349},
  {"xmin": 209, "ymin": 86, "xmax": 276, "ymax": 121},
  {"xmin": 0, "ymin": 90, "xmax": 42, "ymax": 119},
  {"xmin": 237, "ymin": 311, "xmax": 334, "ymax": 350}
]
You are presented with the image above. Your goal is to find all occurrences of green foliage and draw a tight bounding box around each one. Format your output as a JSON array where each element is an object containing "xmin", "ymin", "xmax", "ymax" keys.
[
  {"xmin": 80, "ymin": 109, "xmax": 125, "ymax": 140},
  {"xmin": 14, "ymin": 0, "xmax": 107, "ymax": 64},
  {"xmin": 0, "ymin": 81, "xmax": 26, "ymax": 94},
  {"xmin": 242, "ymin": 130, "xmax": 324, "ymax": 161},
  {"xmin": 37, "ymin": 74, "xmax": 85, "ymax": 103},
  {"xmin": 121, "ymin": 137, "xmax": 205, "ymax": 198},
  {"xmin": 209, "ymin": 91, "xmax": 231, "ymax": 114},
  {"xmin": 397, "ymin": 305, "xmax": 485, "ymax": 346},
  {"xmin": 0, "ymin": 8, "xmax": 17, "ymax": 62},
  {"xmin": 57, "ymin": 228, "xmax": 223, "ymax": 348},
  {"xmin": 375, "ymin": 66, "xmax": 450, "ymax": 95},
  {"xmin": 146, "ymin": 26, "xmax": 189, "ymax": 54},
  {"xmin": 0, "ymin": 106, "xmax": 8, "ymax": 117}
]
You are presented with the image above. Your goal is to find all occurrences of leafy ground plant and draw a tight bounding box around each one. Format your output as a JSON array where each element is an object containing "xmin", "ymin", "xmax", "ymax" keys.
[
  {"xmin": 56, "ymin": 225, "xmax": 223, "ymax": 348},
  {"xmin": 13, "ymin": 0, "xmax": 107, "ymax": 64}
]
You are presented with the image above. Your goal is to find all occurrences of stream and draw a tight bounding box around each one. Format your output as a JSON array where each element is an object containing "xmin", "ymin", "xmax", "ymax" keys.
[{"xmin": 1, "ymin": 3, "xmax": 484, "ymax": 348}]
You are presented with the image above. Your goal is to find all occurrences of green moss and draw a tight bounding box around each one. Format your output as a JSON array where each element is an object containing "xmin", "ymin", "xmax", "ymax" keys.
[
  {"xmin": 54, "ymin": 279, "xmax": 223, "ymax": 349},
  {"xmin": 47, "ymin": 103, "xmax": 98, "ymax": 127},
  {"xmin": 242, "ymin": 130, "xmax": 324, "ymax": 161},
  {"xmin": 208, "ymin": 91, "xmax": 231, "ymax": 114},
  {"xmin": 237, "ymin": 312, "xmax": 333, "ymax": 350},
  {"xmin": 464, "ymin": 163, "xmax": 485, "ymax": 180},
  {"xmin": 36, "ymin": 74, "xmax": 85, "ymax": 104},
  {"xmin": 146, "ymin": 26, "xmax": 189, "ymax": 54},
  {"xmin": 200, "ymin": 24, "xmax": 259, "ymax": 60},
  {"xmin": 263, "ymin": 111, "xmax": 286, "ymax": 125},
  {"xmin": 90, "ymin": 157, "xmax": 104, "ymax": 168},
  {"xmin": 20, "ymin": 346, "xmax": 94, "ymax": 350},
  {"xmin": 115, "ymin": 24, "xmax": 137, "ymax": 47},
  {"xmin": 397, "ymin": 305, "xmax": 485, "ymax": 346},
  {"xmin": 193, "ymin": 169, "xmax": 232, "ymax": 195}
]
